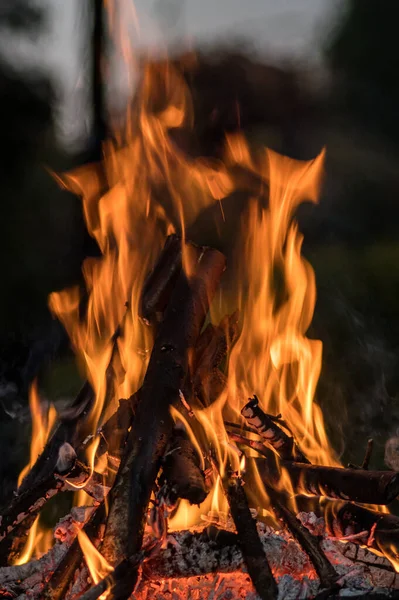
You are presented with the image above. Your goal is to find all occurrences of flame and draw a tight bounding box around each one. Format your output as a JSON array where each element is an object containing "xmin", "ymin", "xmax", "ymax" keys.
[
  {"xmin": 18, "ymin": 381, "xmax": 57, "ymax": 487},
  {"xmin": 78, "ymin": 528, "xmax": 113, "ymax": 590},
  {"xmin": 13, "ymin": 516, "xmax": 54, "ymax": 566},
  {"xmin": 41, "ymin": 0, "xmax": 379, "ymax": 558}
]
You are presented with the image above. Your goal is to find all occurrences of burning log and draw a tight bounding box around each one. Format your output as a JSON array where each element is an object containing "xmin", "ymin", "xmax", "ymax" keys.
[
  {"xmin": 160, "ymin": 427, "xmax": 208, "ymax": 506},
  {"xmin": 241, "ymin": 395, "xmax": 309, "ymax": 463},
  {"xmin": 0, "ymin": 444, "xmax": 106, "ymax": 565},
  {"xmin": 100, "ymin": 243, "xmax": 226, "ymax": 595},
  {"xmin": 17, "ymin": 381, "xmax": 94, "ymax": 497},
  {"xmin": 43, "ymin": 503, "xmax": 107, "ymax": 600},
  {"xmin": 266, "ymin": 486, "xmax": 338, "ymax": 589},
  {"xmin": 326, "ymin": 502, "xmax": 399, "ymax": 557},
  {"xmin": 140, "ymin": 233, "xmax": 182, "ymax": 323},
  {"xmin": 254, "ymin": 457, "xmax": 399, "ymax": 505},
  {"xmin": 220, "ymin": 470, "xmax": 278, "ymax": 600}
]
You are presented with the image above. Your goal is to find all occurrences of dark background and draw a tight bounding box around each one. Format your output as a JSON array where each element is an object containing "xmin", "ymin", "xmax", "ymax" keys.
[{"xmin": 1, "ymin": 0, "xmax": 399, "ymax": 503}]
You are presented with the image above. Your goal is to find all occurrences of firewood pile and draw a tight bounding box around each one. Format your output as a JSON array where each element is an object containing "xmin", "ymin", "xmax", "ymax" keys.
[{"xmin": 0, "ymin": 234, "xmax": 399, "ymax": 600}]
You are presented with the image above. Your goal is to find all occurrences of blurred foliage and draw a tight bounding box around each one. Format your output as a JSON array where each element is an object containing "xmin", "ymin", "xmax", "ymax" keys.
[{"xmin": 325, "ymin": 0, "xmax": 399, "ymax": 145}]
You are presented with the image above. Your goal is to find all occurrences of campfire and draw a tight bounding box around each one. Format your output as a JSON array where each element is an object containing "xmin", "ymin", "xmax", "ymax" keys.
[{"xmin": 2, "ymin": 22, "xmax": 399, "ymax": 600}]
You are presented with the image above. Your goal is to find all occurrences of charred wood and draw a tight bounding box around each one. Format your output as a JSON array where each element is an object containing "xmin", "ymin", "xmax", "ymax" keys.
[
  {"xmin": 0, "ymin": 445, "xmax": 106, "ymax": 565},
  {"xmin": 43, "ymin": 503, "xmax": 106, "ymax": 600},
  {"xmin": 17, "ymin": 381, "xmax": 94, "ymax": 498},
  {"xmin": 254, "ymin": 457, "xmax": 399, "ymax": 505},
  {"xmin": 140, "ymin": 233, "xmax": 182, "ymax": 323},
  {"xmin": 221, "ymin": 470, "xmax": 278, "ymax": 600},
  {"xmin": 100, "ymin": 243, "xmax": 226, "ymax": 596},
  {"xmin": 326, "ymin": 501, "xmax": 399, "ymax": 556},
  {"xmin": 160, "ymin": 427, "xmax": 208, "ymax": 506},
  {"xmin": 266, "ymin": 485, "xmax": 338, "ymax": 588},
  {"xmin": 241, "ymin": 395, "xmax": 309, "ymax": 463}
]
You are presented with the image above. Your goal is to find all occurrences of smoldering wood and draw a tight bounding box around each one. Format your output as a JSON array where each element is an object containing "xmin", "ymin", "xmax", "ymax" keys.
[
  {"xmin": 160, "ymin": 428, "xmax": 208, "ymax": 505},
  {"xmin": 140, "ymin": 233, "xmax": 182, "ymax": 323},
  {"xmin": 0, "ymin": 448, "xmax": 105, "ymax": 565},
  {"xmin": 241, "ymin": 395, "xmax": 309, "ymax": 463},
  {"xmin": 254, "ymin": 457, "xmax": 399, "ymax": 505},
  {"xmin": 17, "ymin": 381, "xmax": 94, "ymax": 498},
  {"xmin": 100, "ymin": 243, "xmax": 226, "ymax": 597},
  {"xmin": 326, "ymin": 501, "xmax": 399, "ymax": 556},
  {"xmin": 42, "ymin": 503, "xmax": 107, "ymax": 600},
  {"xmin": 221, "ymin": 472, "xmax": 278, "ymax": 600},
  {"xmin": 266, "ymin": 485, "xmax": 338, "ymax": 589}
]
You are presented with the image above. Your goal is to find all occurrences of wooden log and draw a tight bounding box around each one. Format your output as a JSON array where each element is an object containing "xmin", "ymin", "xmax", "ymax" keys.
[
  {"xmin": 140, "ymin": 233, "xmax": 182, "ymax": 323},
  {"xmin": 254, "ymin": 457, "xmax": 399, "ymax": 505},
  {"xmin": 241, "ymin": 395, "xmax": 309, "ymax": 463},
  {"xmin": 17, "ymin": 381, "xmax": 94, "ymax": 497},
  {"xmin": 221, "ymin": 470, "xmax": 278, "ymax": 600},
  {"xmin": 100, "ymin": 243, "xmax": 226, "ymax": 596},
  {"xmin": 0, "ymin": 443, "xmax": 106, "ymax": 565},
  {"xmin": 43, "ymin": 503, "xmax": 107, "ymax": 600},
  {"xmin": 160, "ymin": 428, "xmax": 208, "ymax": 505},
  {"xmin": 325, "ymin": 501, "xmax": 399, "ymax": 557},
  {"xmin": 266, "ymin": 485, "xmax": 338, "ymax": 588}
]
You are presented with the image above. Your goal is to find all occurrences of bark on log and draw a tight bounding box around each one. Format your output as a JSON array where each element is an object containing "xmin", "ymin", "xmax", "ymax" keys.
[
  {"xmin": 241, "ymin": 395, "xmax": 309, "ymax": 463},
  {"xmin": 221, "ymin": 472, "xmax": 278, "ymax": 600},
  {"xmin": 160, "ymin": 428, "xmax": 208, "ymax": 505},
  {"xmin": 140, "ymin": 233, "xmax": 182, "ymax": 323},
  {"xmin": 254, "ymin": 457, "xmax": 399, "ymax": 505},
  {"xmin": 100, "ymin": 243, "xmax": 226, "ymax": 597}
]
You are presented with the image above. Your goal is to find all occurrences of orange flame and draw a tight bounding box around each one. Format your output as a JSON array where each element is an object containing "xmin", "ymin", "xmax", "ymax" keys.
[
  {"xmin": 78, "ymin": 528, "xmax": 113, "ymax": 592},
  {"xmin": 13, "ymin": 516, "xmax": 54, "ymax": 566},
  {"xmin": 18, "ymin": 381, "xmax": 57, "ymax": 487}
]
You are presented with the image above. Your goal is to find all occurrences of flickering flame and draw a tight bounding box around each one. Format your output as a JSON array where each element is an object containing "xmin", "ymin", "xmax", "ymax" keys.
[
  {"xmin": 43, "ymin": 0, "xmax": 387, "ymax": 561},
  {"xmin": 18, "ymin": 381, "xmax": 57, "ymax": 487},
  {"xmin": 77, "ymin": 528, "xmax": 113, "ymax": 590},
  {"xmin": 13, "ymin": 516, "xmax": 54, "ymax": 566}
]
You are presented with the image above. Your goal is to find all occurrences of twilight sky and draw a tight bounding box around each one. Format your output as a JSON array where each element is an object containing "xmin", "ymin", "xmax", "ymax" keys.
[{"xmin": 17, "ymin": 0, "xmax": 343, "ymax": 145}]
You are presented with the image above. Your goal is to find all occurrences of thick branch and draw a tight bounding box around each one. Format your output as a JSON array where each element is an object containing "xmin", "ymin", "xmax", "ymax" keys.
[
  {"xmin": 221, "ymin": 471, "xmax": 278, "ymax": 600},
  {"xmin": 100, "ymin": 243, "xmax": 226, "ymax": 597},
  {"xmin": 254, "ymin": 457, "xmax": 399, "ymax": 505}
]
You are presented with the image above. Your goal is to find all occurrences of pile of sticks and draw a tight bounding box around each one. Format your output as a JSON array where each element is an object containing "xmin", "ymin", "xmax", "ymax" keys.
[{"xmin": 1, "ymin": 235, "xmax": 399, "ymax": 600}]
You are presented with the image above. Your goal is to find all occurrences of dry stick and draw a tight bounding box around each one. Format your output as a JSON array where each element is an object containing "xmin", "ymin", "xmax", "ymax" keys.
[
  {"xmin": 99, "ymin": 243, "xmax": 226, "ymax": 598},
  {"xmin": 43, "ymin": 503, "xmax": 107, "ymax": 600},
  {"xmin": 219, "ymin": 469, "xmax": 278, "ymax": 600},
  {"xmin": 348, "ymin": 438, "xmax": 374, "ymax": 470},
  {"xmin": 266, "ymin": 485, "xmax": 338, "ymax": 589},
  {"xmin": 241, "ymin": 395, "xmax": 309, "ymax": 463}
]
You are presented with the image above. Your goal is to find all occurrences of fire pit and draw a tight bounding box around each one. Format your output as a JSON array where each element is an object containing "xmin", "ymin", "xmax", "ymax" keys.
[{"xmin": 1, "ymin": 20, "xmax": 399, "ymax": 600}]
